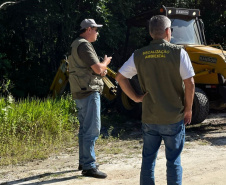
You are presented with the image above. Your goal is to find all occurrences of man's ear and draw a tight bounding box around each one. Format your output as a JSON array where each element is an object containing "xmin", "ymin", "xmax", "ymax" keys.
[
  {"xmin": 165, "ymin": 27, "xmax": 170, "ymax": 35},
  {"xmin": 88, "ymin": 27, "xmax": 92, "ymax": 32},
  {"xmin": 165, "ymin": 27, "xmax": 171, "ymax": 40}
]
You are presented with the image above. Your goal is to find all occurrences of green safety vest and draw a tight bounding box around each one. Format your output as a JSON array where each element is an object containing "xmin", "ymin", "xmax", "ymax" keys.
[
  {"xmin": 68, "ymin": 38, "xmax": 104, "ymax": 97},
  {"xmin": 134, "ymin": 39, "xmax": 184, "ymax": 124}
]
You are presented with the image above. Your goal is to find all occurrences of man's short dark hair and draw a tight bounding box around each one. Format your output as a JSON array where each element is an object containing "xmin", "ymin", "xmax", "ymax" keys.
[{"xmin": 79, "ymin": 28, "xmax": 87, "ymax": 35}]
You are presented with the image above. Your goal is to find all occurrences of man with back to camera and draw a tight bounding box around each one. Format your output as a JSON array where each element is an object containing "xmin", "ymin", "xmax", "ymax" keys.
[
  {"xmin": 115, "ymin": 15, "xmax": 195, "ymax": 185},
  {"xmin": 68, "ymin": 19, "xmax": 112, "ymax": 178}
]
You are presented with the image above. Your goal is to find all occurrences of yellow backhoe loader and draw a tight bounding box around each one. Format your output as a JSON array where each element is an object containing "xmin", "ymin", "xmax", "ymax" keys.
[{"xmin": 50, "ymin": 6, "xmax": 226, "ymax": 124}]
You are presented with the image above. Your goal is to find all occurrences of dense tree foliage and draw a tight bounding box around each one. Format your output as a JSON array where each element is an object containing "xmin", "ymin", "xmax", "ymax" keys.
[{"xmin": 0, "ymin": 0, "xmax": 225, "ymax": 98}]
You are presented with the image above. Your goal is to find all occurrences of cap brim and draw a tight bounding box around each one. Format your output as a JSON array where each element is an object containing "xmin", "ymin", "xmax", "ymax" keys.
[{"xmin": 93, "ymin": 24, "xmax": 103, "ymax": 27}]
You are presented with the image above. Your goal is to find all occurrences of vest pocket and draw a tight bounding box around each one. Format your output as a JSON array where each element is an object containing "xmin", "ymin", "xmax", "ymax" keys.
[
  {"xmin": 69, "ymin": 74, "xmax": 90, "ymax": 92},
  {"xmin": 89, "ymin": 75, "xmax": 104, "ymax": 92},
  {"xmin": 69, "ymin": 73, "xmax": 103, "ymax": 93}
]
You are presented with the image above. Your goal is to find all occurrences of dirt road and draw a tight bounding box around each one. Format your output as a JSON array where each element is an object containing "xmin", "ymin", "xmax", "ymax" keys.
[{"xmin": 1, "ymin": 112, "xmax": 226, "ymax": 185}]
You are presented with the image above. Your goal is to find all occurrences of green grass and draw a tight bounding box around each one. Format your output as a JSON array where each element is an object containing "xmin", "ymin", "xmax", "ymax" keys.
[
  {"xmin": 0, "ymin": 94, "xmax": 142, "ymax": 166},
  {"xmin": 0, "ymin": 94, "xmax": 79, "ymax": 166}
]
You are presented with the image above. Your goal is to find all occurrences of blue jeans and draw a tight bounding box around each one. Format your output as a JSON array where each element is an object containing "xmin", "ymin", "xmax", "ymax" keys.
[
  {"xmin": 140, "ymin": 120, "xmax": 185, "ymax": 185},
  {"xmin": 75, "ymin": 92, "xmax": 101, "ymax": 170}
]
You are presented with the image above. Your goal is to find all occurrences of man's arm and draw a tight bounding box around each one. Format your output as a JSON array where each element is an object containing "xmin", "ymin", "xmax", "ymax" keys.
[
  {"xmin": 115, "ymin": 72, "xmax": 145, "ymax": 103},
  {"xmin": 91, "ymin": 55, "xmax": 112, "ymax": 75},
  {"xmin": 183, "ymin": 77, "xmax": 195, "ymax": 125},
  {"xmin": 77, "ymin": 43, "xmax": 111, "ymax": 75}
]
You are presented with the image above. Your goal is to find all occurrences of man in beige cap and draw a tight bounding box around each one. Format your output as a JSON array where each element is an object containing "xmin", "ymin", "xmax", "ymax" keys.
[{"xmin": 68, "ymin": 19, "xmax": 112, "ymax": 178}]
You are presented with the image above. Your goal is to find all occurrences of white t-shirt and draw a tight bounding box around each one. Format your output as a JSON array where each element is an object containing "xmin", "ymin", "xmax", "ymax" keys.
[{"xmin": 118, "ymin": 48, "xmax": 195, "ymax": 80}]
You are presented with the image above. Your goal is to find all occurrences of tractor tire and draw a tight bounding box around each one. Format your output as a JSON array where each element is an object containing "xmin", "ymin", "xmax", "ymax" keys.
[
  {"xmin": 116, "ymin": 76, "xmax": 142, "ymax": 119},
  {"xmin": 191, "ymin": 87, "xmax": 209, "ymax": 124}
]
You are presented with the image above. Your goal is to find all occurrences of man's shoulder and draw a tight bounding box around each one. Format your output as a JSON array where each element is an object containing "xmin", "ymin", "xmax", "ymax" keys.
[
  {"xmin": 71, "ymin": 37, "xmax": 89, "ymax": 47},
  {"xmin": 166, "ymin": 42, "xmax": 182, "ymax": 50}
]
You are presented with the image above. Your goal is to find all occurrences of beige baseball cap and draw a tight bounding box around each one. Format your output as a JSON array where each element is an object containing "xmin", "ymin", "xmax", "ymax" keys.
[{"xmin": 80, "ymin": 19, "xmax": 103, "ymax": 30}]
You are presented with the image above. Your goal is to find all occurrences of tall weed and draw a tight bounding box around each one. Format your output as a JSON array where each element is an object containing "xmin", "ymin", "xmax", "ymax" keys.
[{"xmin": 0, "ymin": 95, "xmax": 78, "ymax": 165}]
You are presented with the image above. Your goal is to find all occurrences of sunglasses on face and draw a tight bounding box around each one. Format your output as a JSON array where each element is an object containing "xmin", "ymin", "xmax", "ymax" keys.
[{"xmin": 91, "ymin": 27, "xmax": 99, "ymax": 32}]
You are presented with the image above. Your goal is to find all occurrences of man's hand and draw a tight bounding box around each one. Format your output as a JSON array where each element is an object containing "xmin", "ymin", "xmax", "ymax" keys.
[
  {"xmin": 184, "ymin": 109, "xmax": 192, "ymax": 125},
  {"xmin": 116, "ymin": 72, "xmax": 147, "ymax": 103},
  {"xmin": 103, "ymin": 55, "xmax": 112, "ymax": 66},
  {"xmin": 91, "ymin": 55, "xmax": 112, "ymax": 75}
]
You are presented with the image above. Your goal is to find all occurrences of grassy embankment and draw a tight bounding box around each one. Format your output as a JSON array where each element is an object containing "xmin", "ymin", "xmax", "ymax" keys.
[{"xmin": 0, "ymin": 95, "xmax": 78, "ymax": 166}]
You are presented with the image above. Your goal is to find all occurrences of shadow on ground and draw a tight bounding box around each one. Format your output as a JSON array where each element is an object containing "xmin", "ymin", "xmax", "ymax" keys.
[
  {"xmin": 0, "ymin": 170, "xmax": 80, "ymax": 185},
  {"xmin": 186, "ymin": 120, "xmax": 226, "ymax": 146},
  {"xmin": 101, "ymin": 111, "xmax": 226, "ymax": 146}
]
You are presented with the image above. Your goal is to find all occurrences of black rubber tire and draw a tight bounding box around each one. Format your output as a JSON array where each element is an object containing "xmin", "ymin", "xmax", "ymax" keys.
[
  {"xmin": 191, "ymin": 87, "xmax": 209, "ymax": 124},
  {"xmin": 116, "ymin": 76, "xmax": 142, "ymax": 119}
]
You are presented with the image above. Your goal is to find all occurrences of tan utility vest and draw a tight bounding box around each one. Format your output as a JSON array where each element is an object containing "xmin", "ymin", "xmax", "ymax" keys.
[
  {"xmin": 134, "ymin": 39, "xmax": 184, "ymax": 124},
  {"xmin": 68, "ymin": 38, "xmax": 104, "ymax": 96}
]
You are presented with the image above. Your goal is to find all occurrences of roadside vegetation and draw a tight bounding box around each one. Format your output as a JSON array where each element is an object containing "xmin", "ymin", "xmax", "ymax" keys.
[
  {"xmin": 0, "ymin": 91, "xmax": 141, "ymax": 166},
  {"xmin": 0, "ymin": 94, "xmax": 78, "ymax": 166}
]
